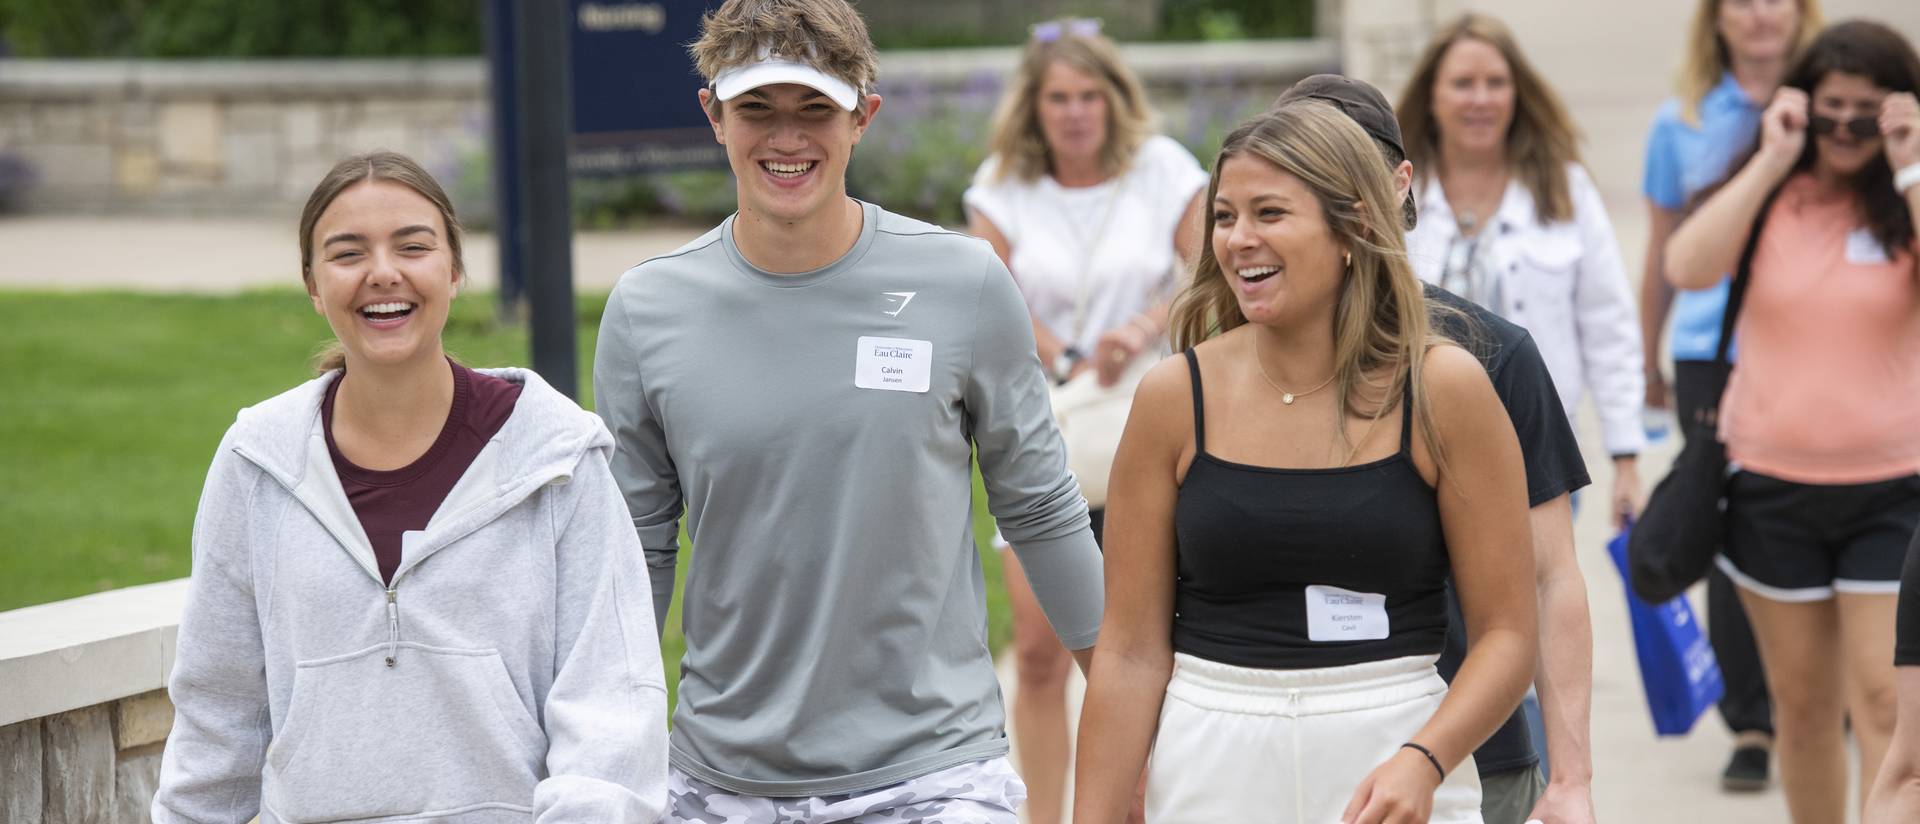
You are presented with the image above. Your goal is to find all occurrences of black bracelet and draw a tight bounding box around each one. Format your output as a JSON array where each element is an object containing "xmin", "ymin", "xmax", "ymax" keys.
[{"xmin": 1401, "ymin": 741, "xmax": 1446, "ymax": 781}]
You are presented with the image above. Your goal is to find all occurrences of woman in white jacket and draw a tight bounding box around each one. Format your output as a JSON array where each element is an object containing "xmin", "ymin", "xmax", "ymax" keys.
[
  {"xmin": 1398, "ymin": 14, "xmax": 1647, "ymax": 529},
  {"xmin": 152, "ymin": 151, "xmax": 669, "ymax": 823}
]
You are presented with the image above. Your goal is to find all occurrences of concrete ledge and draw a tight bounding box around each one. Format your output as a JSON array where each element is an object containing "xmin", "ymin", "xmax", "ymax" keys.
[
  {"xmin": 0, "ymin": 579, "xmax": 188, "ymax": 728},
  {"xmin": 0, "ymin": 38, "xmax": 1335, "ymax": 99},
  {"xmin": 0, "ymin": 59, "xmax": 485, "ymax": 98}
]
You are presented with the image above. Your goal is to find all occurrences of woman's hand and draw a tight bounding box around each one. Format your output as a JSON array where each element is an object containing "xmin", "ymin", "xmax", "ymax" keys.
[
  {"xmin": 1881, "ymin": 92, "xmax": 1920, "ymax": 175},
  {"xmin": 1757, "ymin": 87, "xmax": 1810, "ymax": 174},
  {"xmin": 1093, "ymin": 322, "xmax": 1152, "ymax": 387},
  {"xmin": 1340, "ymin": 748, "xmax": 1443, "ymax": 824}
]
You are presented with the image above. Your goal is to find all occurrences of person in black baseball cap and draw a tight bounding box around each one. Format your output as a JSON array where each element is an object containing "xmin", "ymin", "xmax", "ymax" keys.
[
  {"xmin": 1271, "ymin": 75, "xmax": 1601, "ymax": 824},
  {"xmin": 1275, "ymin": 74, "xmax": 1420, "ymax": 230}
]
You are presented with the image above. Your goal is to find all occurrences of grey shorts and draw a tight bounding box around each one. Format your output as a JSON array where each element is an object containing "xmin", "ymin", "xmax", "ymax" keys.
[
  {"xmin": 1478, "ymin": 765, "xmax": 1546, "ymax": 824},
  {"xmin": 665, "ymin": 757, "xmax": 1026, "ymax": 824}
]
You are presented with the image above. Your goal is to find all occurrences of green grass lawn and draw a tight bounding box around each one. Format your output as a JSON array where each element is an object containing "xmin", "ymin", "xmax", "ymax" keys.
[{"xmin": 0, "ymin": 289, "xmax": 1012, "ymax": 694}]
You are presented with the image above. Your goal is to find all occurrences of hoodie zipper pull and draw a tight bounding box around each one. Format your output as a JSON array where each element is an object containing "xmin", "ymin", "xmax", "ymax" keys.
[{"xmin": 385, "ymin": 588, "xmax": 400, "ymax": 668}]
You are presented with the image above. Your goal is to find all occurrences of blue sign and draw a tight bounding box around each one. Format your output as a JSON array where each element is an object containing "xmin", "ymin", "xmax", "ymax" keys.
[{"xmin": 570, "ymin": 0, "xmax": 725, "ymax": 173}]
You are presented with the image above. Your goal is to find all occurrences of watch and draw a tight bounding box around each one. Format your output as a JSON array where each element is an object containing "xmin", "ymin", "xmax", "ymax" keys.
[{"xmin": 1052, "ymin": 346, "xmax": 1084, "ymax": 383}]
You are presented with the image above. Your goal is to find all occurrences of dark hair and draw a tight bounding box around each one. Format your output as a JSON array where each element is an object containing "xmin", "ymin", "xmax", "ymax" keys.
[
  {"xmin": 298, "ymin": 151, "xmax": 465, "ymax": 373},
  {"xmin": 1773, "ymin": 20, "xmax": 1920, "ymax": 256}
]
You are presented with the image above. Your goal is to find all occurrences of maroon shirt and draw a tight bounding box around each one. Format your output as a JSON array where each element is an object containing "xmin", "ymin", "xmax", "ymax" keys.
[{"xmin": 322, "ymin": 361, "xmax": 523, "ymax": 584}]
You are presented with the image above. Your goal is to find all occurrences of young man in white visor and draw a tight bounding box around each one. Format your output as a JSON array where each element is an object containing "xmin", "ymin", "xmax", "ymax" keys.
[{"xmin": 591, "ymin": 1, "xmax": 1106, "ymax": 822}]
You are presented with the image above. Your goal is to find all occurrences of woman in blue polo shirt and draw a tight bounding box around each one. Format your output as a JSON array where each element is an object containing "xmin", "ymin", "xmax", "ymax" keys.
[{"xmin": 1637, "ymin": 0, "xmax": 1822, "ymax": 792}]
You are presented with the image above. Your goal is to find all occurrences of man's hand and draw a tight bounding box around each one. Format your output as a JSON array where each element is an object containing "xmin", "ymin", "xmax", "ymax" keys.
[
  {"xmin": 1526, "ymin": 779, "xmax": 1596, "ymax": 824},
  {"xmin": 1611, "ymin": 456, "xmax": 1641, "ymax": 531}
]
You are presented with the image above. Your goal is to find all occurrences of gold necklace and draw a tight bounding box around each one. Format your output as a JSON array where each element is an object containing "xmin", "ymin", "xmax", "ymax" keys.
[{"xmin": 1253, "ymin": 348, "xmax": 1336, "ymax": 405}]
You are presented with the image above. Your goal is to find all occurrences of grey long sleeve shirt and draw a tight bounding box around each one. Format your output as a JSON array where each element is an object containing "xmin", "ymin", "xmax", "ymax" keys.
[{"xmin": 593, "ymin": 200, "xmax": 1104, "ymax": 797}]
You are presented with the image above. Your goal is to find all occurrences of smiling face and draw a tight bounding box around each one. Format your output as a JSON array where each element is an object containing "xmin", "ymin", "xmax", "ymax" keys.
[
  {"xmin": 1810, "ymin": 70, "xmax": 1888, "ymax": 178},
  {"xmin": 1430, "ymin": 38, "xmax": 1515, "ymax": 157},
  {"xmin": 1211, "ymin": 153, "xmax": 1348, "ymax": 328},
  {"xmin": 1717, "ymin": 0, "xmax": 1800, "ymax": 66},
  {"xmin": 702, "ymin": 82, "xmax": 878, "ymax": 224},
  {"xmin": 1035, "ymin": 61, "xmax": 1110, "ymax": 172},
  {"xmin": 306, "ymin": 180, "xmax": 458, "ymax": 370}
]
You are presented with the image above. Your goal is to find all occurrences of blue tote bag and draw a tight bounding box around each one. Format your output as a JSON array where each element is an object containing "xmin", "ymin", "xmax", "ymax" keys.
[{"xmin": 1607, "ymin": 524, "xmax": 1725, "ymax": 736}]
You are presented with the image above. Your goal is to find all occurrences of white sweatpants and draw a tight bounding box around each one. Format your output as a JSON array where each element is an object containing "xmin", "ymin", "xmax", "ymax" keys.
[{"xmin": 1145, "ymin": 653, "xmax": 1483, "ymax": 823}]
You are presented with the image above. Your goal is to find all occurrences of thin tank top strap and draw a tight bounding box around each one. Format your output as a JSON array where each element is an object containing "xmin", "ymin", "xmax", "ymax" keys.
[
  {"xmin": 1399, "ymin": 378, "xmax": 1416, "ymax": 455},
  {"xmin": 1183, "ymin": 348, "xmax": 1206, "ymax": 452}
]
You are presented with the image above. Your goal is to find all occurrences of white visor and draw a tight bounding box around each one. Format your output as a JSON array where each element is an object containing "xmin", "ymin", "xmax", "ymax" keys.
[{"xmin": 712, "ymin": 57, "xmax": 859, "ymax": 111}]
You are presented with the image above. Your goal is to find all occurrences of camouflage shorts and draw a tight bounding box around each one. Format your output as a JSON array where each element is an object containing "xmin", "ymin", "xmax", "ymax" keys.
[{"xmin": 665, "ymin": 757, "xmax": 1027, "ymax": 824}]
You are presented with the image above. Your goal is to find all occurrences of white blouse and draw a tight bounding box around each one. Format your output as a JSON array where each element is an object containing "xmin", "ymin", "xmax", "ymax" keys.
[{"xmin": 963, "ymin": 135, "xmax": 1208, "ymax": 353}]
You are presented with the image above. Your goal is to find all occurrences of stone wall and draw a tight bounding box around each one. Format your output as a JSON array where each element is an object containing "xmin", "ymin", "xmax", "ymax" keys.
[
  {"xmin": 0, "ymin": 580, "xmax": 187, "ymax": 824},
  {"xmin": 0, "ymin": 40, "xmax": 1334, "ymax": 216},
  {"xmin": 0, "ymin": 60, "xmax": 486, "ymax": 214},
  {"xmin": 1, "ymin": 692, "xmax": 174, "ymax": 824}
]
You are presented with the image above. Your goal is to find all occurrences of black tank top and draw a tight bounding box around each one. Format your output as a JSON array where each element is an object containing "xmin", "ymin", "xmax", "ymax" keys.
[{"xmin": 1172, "ymin": 349, "xmax": 1452, "ymax": 669}]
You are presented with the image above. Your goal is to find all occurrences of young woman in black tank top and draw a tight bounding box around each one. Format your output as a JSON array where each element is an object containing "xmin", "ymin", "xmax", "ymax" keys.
[{"xmin": 1072, "ymin": 104, "xmax": 1538, "ymax": 824}]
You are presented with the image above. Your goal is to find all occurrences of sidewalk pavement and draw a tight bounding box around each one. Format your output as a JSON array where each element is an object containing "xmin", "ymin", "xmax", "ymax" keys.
[{"xmin": 0, "ymin": 214, "xmax": 701, "ymax": 294}]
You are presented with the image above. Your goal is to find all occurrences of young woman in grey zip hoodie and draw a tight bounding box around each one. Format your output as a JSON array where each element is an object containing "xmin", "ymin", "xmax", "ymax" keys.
[{"xmin": 152, "ymin": 152, "xmax": 669, "ymax": 823}]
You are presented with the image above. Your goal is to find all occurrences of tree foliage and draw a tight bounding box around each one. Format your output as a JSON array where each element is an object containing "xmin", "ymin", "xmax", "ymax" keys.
[
  {"xmin": 0, "ymin": 0, "xmax": 1313, "ymax": 57},
  {"xmin": 0, "ymin": 0, "xmax": 484, "ymax": 57}
]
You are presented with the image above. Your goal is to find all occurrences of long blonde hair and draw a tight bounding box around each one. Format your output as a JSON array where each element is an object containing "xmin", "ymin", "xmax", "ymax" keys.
[
  {"xmin": 1168, "ymin": 102, "xmax": 1446, "ymax": 464},
  {"xmin": 1397, "ymin": 13, "xmax": 1581, "ymax": 224},
  {"xmin": 1676, "ymin": 0, "xmax": 1823, "ymax": 125},
  {"xmin": 297, "ymin": 151, "xmax": 465, "ymax": 374},
  {"xmin": 983, "ymin": 23, "xmax": 1154, "ymax": 183}
]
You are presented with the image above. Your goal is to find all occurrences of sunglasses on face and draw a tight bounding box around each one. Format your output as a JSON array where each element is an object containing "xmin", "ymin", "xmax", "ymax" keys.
[
  {"xmin": 1808, "ymin": 113, "xmax": 1881, "ymax": 138},
  {"xmin": 1031, "ymin": 18, "xmax": 1102, "ymax": 42}
]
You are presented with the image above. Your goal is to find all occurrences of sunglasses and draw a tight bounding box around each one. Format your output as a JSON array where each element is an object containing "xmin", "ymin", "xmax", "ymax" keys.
[
  {"xmin": 1031, "ymin": 18, "xmax": 1102, "ymax": 42},
  {"xmin": 1808, "ymin": 113, "xmax": 1881, "ymax": 138}
]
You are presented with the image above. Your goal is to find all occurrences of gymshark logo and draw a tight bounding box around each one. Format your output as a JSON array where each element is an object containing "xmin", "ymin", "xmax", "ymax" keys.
[{"xmin": 881, "ymin": 291, "xmax": 916, "ymax": 317}]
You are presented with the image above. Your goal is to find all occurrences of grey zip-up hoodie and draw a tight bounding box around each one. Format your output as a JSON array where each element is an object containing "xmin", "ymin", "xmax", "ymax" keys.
[{"xmin": 152, "ymin": 368, "xmax": 668, "ymax": 824}]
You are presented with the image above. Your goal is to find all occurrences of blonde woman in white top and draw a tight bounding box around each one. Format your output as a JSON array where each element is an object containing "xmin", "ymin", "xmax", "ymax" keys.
[
  {"xmin": 962, "ymin": 18, "xmax": 1206, "ymax": 824},
  {"xmin": 1398, "ymin": 14, "xmax": 1646, "ymax": 528}
]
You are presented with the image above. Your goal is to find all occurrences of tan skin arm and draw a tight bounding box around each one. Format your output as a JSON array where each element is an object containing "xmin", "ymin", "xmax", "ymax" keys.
[
  {"xmin": 1344, "ymin": 345, "xmax": 1538, "ymax": 824},
  {"xmin": 1638, "ymin": 204, "xmax": 1683, "ymax": 409},
  {"xmin": 1525, "ymin": 495, "xmax": 1596, "ymax": 823},
  {"xmin": 1666, "ymin": 88, "xmax": 1805, "ymax": 289},
  {"xmin": 1069, "ymin": 356, "xmax": 1191, "ymax": 824}
]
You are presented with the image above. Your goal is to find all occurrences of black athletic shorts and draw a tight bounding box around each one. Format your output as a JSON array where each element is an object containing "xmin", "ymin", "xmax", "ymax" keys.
[{"xmin": 1719, "ymin": 469, "xmax": 1920, "ymax": 601}]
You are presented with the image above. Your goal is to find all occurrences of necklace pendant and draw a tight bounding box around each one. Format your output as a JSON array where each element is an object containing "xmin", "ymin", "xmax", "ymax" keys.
[{"xmin": 1282, "ymin": 392, "xmax": 1296, "ymax": 405}]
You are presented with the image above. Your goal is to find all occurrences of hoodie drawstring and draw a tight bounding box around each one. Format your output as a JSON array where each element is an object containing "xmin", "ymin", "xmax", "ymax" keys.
[{"xmin": 385, "ymin": 588, "xmax": 400, "ymax": 667}]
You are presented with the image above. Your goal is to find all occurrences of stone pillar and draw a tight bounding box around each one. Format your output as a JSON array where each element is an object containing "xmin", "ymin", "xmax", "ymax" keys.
[
  {"xmin": 1, "ymin": 719, "xmax": 45, "ymax": 824},
  {"xmin": 1338, "ymin": 0, "xmax": 1470, "ymax": 96}
]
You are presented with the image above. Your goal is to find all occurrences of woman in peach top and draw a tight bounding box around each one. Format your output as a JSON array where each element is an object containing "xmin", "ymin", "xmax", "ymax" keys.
[{"xmin": 1664, "ymin": 20, "xmax": 1920, "ymax": 824}]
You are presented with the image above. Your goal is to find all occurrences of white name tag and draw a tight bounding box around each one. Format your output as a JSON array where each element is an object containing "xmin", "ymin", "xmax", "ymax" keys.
[
  {"xmin": 854, "ymin": 336, "xmax": 932, "ymax": 393},
  {"xmin": 1846, "ymin": 227, "xmax": 1890, "ymax": 265},
  {"xmin": 1305, "ymin": 584, "xmax": 1390, "ymax": 642}
]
